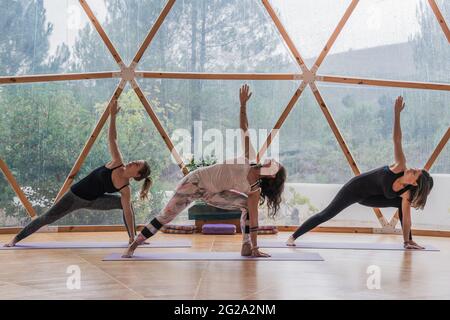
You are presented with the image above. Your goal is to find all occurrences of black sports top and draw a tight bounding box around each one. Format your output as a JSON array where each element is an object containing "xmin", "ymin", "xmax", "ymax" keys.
[
  {"xmin": 71, "ymin": 164, "xmax": 129, "ymax": 201},
  {"xmin": 347, "ymin": 165, "xmax": 413, "ymax": 199}
]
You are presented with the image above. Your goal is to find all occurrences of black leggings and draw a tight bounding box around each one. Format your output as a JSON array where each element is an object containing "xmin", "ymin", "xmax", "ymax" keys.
[
  {"xmin": 292, "ymin": 185, "xmax": 412, "ymax": 240},
  {"xmin": 14, "ymin": 190, "xmax": 136, "ymax": 242}
]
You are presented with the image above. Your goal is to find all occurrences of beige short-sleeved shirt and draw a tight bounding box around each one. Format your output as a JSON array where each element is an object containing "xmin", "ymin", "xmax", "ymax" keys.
[{"xmin": 194, "ymin": 161, "xmax": 253, "ymax": 194}]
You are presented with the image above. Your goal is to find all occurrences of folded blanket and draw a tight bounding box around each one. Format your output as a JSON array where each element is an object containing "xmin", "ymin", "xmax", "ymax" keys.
[
  {"xmin": 258, "ymin": 225, "xmax": 278, "ymax": 234},
  {"xmin": 160, "ymin": 224, "xmax": 197, "ymax": 234}
]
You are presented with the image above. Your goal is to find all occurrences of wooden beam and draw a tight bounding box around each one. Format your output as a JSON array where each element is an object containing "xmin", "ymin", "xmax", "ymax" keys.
[
  {"xmin": 54, "ymin": 81, "xmax": 126, "ymax": 202},
  {"xmin": 131, "ymin": 80, "xmax": 189, "ymax": 175},
  {"xmin": 140, "ymin": 72, "xmax": 300, "ymax": 81},
  {"xmin": 390, "ymin": 127, "xmax": 450, "ymax": 227},
  {"xmin": 312, "ymin": 0, "xmax": 359, "ymax": 71},
  {"xmin": 309, "ymin": 83, "xmax": 388, "ymax": 227},
  {"xmin": 261, "ymin": 0, "xmax": 307, "ymax": 72},
  {"xmin": 319, "ymin": 74, "xmax": 450, "ymax": 91},
  {"xmin": 428, "ymin": 0, "xmax": 450, "ymax": 43},
  {"xmin": 78, "ymin": 0, "xmax": 124, "ymax": 65},
  {"xmin": 256, "ymin": 82, "xmax": 307, "ymax": 162},
  {"xmin": 0, "ymin": 72, "xmax": 116, "ymax": 85},
  {"xmin": 310, "ymin": 84, "xmax": 359, "ymax": 174},
  {"xmin": 0, "ymin": 159, "xmax": 37, "ymax": 218},
  {"xmin": 132, "ymin": 0, "xmax": 176, "ymax": 65}
]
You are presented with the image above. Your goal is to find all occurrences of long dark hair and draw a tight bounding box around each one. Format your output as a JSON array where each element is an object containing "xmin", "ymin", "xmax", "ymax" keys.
[
  {"xmin": 135, "ymin": 161, "xmax": 152, "ymax": 200},
  {"xmin": 259, "ymin": 165, "xmax": 286, "ymax": 218},
  {"xmin": 408, "ymin": 170, "xmax": 433, "ymax": 210}
]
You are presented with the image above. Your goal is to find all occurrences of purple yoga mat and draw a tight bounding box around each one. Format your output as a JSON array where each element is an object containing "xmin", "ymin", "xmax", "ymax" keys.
[
  {"xmin": 0, "ymin": 240, "xmax": 192, "ymax": 250},
  {"xmin": 258, "ymin": 241, "xmax": 439, "ymax": 252},
  {"xmin": 103, "ymin": 251, "xmax": 324, "ymax": 261}
]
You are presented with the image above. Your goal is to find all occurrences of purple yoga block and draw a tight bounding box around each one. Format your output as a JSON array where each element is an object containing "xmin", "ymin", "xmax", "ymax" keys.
[{"xmin": 202, "ymin": 223, "xmax": 236, "ymax": 235}]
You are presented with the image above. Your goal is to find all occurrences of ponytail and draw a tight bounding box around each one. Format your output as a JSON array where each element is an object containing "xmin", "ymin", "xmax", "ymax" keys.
[
  {"xmin": 140, "ymin": 177, "xmax": 153, "ymax": 200},
  {"xmin": 135, "ymin": 161, "xmax": 152, "ymax": 200}
]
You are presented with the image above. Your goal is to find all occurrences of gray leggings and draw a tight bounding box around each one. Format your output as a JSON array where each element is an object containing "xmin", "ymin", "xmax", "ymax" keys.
[{"xmin": 14, "ymin": 190, "xmax": 135, "ymax": 242}]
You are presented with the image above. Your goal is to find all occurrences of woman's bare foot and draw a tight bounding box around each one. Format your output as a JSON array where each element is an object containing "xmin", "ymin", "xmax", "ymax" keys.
[
  {"xmin": 122, "ymin": 242, "xmax": 138, "ymax": 258},
  {"xmin": 251, "ymin": 248, "xmax": 271, "ymax": 258},
  {"xmin": 241, "ymin": 242, "xmax": 252, "ymax": 256},
  {"xmin": 286, "ymin": 236, "xmax": 296, "ymax": 247},
  {"xmin": 122, "ymin": 234, "xmax": 146, "ymax": 258},
  {"xmin": 3, "ymin": 238, "xmax": 17, "ymax": 247}
]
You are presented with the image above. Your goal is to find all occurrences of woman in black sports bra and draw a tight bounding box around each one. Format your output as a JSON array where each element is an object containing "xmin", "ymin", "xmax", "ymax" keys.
[
  {"xmin": 5, "ymin": 100, "xmax": 152, "ymax": 247},
  {"xmin": 287, "ymin": 96, "xmax": 434, "ymax": 250}
]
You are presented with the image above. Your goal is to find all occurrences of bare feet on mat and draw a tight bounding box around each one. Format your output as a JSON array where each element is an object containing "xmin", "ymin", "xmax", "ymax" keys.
[
  {"xmin": 404, "ymin": 240, "xmax": 425, "ymax": 250},
  {"xmin": 251, "ymin": 248, "xmax": 271, "ymax": 258},
  {"xmin": 122, "ymin": 234, "xmax": 146, "ymax": 258},
  {"xmin": 241, "ymin": 242, "xmax": 252, "ymax": 256},
  {"xmin": 286, "ymin": 236, "xmax": 296, "ymax": 247},
  {"xmin": 122, "ymin": 243, "xmax": 137, "ymax": 258},
  {"xmin": 3, "ymin": 239, "xmax": 17, "ymax": 247}
]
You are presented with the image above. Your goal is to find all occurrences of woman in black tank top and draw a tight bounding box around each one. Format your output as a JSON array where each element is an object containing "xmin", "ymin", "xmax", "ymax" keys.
[
  {"xmin": 5, "ymin": 100, "xmax": 152, "ymax": 247},
  {"xmin": 287, "ymin": 96, "xmax": 434, "ymax": 250}
]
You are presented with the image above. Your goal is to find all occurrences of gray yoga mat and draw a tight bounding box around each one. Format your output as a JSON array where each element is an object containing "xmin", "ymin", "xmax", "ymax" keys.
[
  {"xmin": 258, "ymin": 241, "xmax": 439, "ymax": 252},
  {"xmin": 0, "ymin": 240, "xmax": 192, "ymax": 250},
  {"xmin": 103, "ymin": 251, "xmax": 324, "ymax": 261}
]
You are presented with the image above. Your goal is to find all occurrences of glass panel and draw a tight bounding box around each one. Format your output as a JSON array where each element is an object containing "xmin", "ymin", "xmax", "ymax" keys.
[
  {"xmin": 59, "ymin": 87, "xmax": 183, "ymax": 226},
  {"xmin": 135, "ymin": 79, "xmax": 380, "ymax": 227},
  {"xmin": 0, "ymin": 79, "xmax": 119, "ymax": 227},
  {"xmin": 0, "ymin": 167, "xmax": 30, "ymax": 227},
  {"xmin": 317, "ymin": 82, "xmax": 450, "ymax": 230},
  {"xmin": 136, "ymin": 78, "xmax": 300, "ymax": 161},
  {"xmin": 319, "ymin": 0, "xmax": 450, "ymax": 83},
  {"xmin": 139, "ymin": 0, "xmax": 299, "ymax": 73},
  {"xmin": 268, "ymin": 0, "xmax": 353, "ymax": 68},
  {"xmin": 275, "ymin": 88, "xmax": 379, "ymax": 228},
  {"xmin": 0, "ymin": 0, "xmax": 118, "ymax": 76},
  {"xmin": 85, "ymin": 0, "xmax": 167, "ymax": 65},
  {"xmin": 1, "ymin": 0, "xmax": 448, "ymax": 232},
  {"xmin": 137, "ymin": 78, "xmax": 301, "ymax": 225},
  {"xmin": 436, "ymin": 0, "xmax": 450, "ymax": 26}
]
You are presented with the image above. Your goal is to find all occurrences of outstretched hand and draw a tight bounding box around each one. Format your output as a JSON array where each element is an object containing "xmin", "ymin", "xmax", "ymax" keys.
[
  {"xmin": 394, "ymin": 96, "xmax": 405, "ymax": 114},
  {"xmin": 110, "ymin": 99, "xmax": 121, "ymax": 116},
  {"xmin": 240, "ymin": 84, "xmax": 252, "ymax": 106}
]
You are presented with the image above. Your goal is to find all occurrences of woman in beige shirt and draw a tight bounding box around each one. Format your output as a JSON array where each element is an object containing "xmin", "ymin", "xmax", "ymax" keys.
[{"xmin": 123, "ymin": 85, "xmax": 286, "ymax": 258}]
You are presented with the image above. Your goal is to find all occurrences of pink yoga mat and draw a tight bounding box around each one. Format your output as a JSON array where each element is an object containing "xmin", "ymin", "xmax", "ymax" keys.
[
  {"xmin": 0, "ymin": 240, "xmax": 191, "ymax": 250},
  {"xmin": 258, "ymin": 241, "xmax": 439, "ymax": 252},
  {"xmin": 103, "ymin": 251, "xmax": 324, "ymax": 261}
]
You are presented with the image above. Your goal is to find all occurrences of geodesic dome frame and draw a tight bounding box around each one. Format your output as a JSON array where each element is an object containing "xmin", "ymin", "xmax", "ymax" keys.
[{"xmin": 1, "ymin": 0, "xmax": 449, "ymax": 235}]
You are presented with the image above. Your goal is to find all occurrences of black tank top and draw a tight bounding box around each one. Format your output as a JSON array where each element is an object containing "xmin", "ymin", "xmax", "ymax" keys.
[
  {"xmin": 347, "ymin": 165, "xmax": 412, "ymax": 199},
  {"xmin": 70, "ymin": 164, "xmax": 128, "ymax": 201}
]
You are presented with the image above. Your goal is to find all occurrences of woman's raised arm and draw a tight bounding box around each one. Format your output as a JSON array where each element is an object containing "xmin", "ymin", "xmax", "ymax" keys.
[
  {"xmin": 239, "ymin": 84, "xmax": 257, "ymax": 161},
  {"xmin": 392, "ymin": 96, "xmax": 407, "ymax": 168},
  {"xmin": 107, "ymin": 100, "xmax": 124, "ymax": 166}
]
